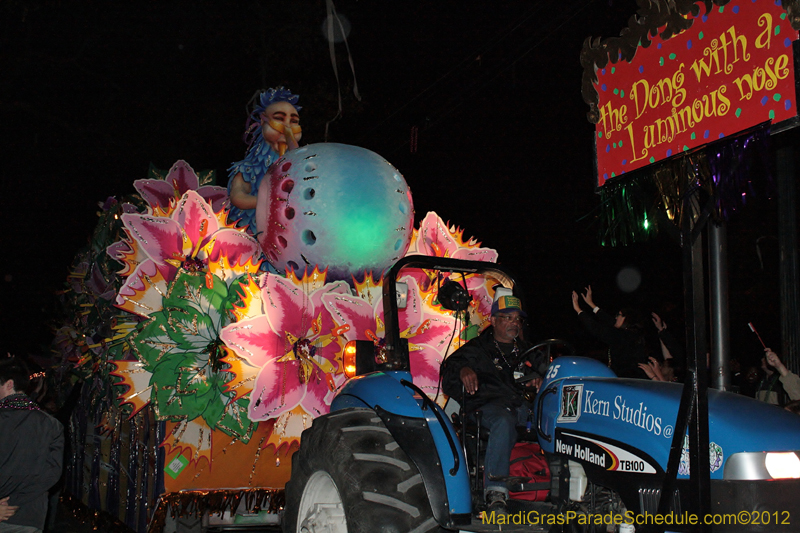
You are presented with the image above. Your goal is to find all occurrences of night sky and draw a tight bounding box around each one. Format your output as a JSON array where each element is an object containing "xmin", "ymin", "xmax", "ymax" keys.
[{"xmin": 0, "ymin": 0, "xmax": 786, "ymax": 364}]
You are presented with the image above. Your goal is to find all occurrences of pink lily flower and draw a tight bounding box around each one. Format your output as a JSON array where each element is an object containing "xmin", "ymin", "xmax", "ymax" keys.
[
  {"xmin": 220, "ymin": 274, "xmax": 351, "ymax": 421},
  {"xmin": 405, "ymin": 211, "xmax": 500, "ymax": 320},
  {"xmin": 111, "ymin": 190, "xmax": 261, "ymax": 317},
  {"xmin": 134, "ymin": 160, "xmax": 228, "ymax": 214},
  {"xmin": 322, "ymin": 275, "xmax": 455, "ymax": 397}
]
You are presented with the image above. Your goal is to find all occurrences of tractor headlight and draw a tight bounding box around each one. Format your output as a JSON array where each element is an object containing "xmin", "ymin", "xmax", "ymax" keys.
[
  {"xmin": 724, "ymin": 451, "xmax": 800, "ymax": 480},
  {"xmin": 765, "ymin": 452, "xmax": 800, "ymax": 479},
  {"xmin": 343, "ymin": 341, "xmax": 358, "ymax": 378}
]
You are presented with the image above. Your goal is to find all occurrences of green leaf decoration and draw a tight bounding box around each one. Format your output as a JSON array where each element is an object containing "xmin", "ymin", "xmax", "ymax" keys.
[
  {"xmin": 147, "ymin": 162, "xmax": 168, "ymax": 181},
  {"xmin": 127, "ymin": 268, "xmax": 255, "ymax": 442},
  {"xmin": 197, "ymin": 169, "xmax": 217, "ymax": 186}
]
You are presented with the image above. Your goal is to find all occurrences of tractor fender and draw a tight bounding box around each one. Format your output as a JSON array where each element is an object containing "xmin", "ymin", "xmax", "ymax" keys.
[
  {"xmin": 331, "ymin": 371, "xmax": 473, "ymax": 522},
  {"xmin": 332, "ymin": 371, "xmax": 418, "ymax": 415}
]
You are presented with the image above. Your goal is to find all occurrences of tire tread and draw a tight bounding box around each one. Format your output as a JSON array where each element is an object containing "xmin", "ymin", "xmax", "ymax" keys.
[{"xmin": 283, "ymin": 408, "xmax": 437, "ymax": 533}]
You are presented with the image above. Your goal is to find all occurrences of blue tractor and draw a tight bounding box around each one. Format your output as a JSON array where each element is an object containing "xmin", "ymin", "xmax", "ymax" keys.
[{"xmin": 283, "ymin": 256, "xmax": 800, "ymax": 533}]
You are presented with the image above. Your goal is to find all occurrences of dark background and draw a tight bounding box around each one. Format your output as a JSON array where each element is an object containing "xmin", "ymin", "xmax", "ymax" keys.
[{"xmin": 0, "ymin": 0, "xmax": 788, "ymax": 368}]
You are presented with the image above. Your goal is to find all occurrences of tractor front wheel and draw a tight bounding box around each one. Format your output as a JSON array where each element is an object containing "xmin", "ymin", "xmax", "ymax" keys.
[{"xmin": 283, "ymin": 408, "xmax": 440, "ymax": 533}]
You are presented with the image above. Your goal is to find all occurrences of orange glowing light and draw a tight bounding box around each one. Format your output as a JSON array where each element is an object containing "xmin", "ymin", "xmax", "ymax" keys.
[{"xmin": 343, "ymin": 341, "xmax": 358, "ymax": 378}]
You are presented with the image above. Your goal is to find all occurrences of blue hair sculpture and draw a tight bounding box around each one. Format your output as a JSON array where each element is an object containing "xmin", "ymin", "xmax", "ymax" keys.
[{"xmin": 227, "ymin": 87, "xmax": 301, "ymax": 233}]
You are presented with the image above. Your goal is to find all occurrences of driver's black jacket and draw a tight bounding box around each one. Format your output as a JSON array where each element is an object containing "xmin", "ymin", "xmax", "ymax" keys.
[{"xmin": 441, "ymin": 327, "xmax": 542, "ymax": 413}]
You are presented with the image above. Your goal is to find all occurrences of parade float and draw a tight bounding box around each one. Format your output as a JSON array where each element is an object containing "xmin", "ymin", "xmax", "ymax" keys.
[
  {"xmin": 52, "ymin": 2, "xmax": 800, "ymax": 530},
  {"xmin": 51, "ymin": 88, "xmax": 502, "ymax": 532}
]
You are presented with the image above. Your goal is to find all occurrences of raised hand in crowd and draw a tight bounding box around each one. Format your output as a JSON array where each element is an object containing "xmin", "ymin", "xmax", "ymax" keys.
[
  {"xmin": 765, "ymin": 348, "xmax": 790, "ymax": 376},
  {"xmin": 638, "ymin": 357, "xmax": 666, "ymax": 381},
  {"xmin": 651, "ymin": 312, "xmax": 666, "ymax": 332},
  {"xmin": 571, "ymin": 285, "xmax": 597, "ymax": 314},
  {"xmin": 580, "ymin": 285, "xmax": 596, "ymax": 309}
]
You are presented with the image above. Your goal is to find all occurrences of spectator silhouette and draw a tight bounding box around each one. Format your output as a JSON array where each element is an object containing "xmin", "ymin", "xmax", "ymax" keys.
[
  {"xmin": 572, "ymin": 286, "xmax": 649, "ymax": 378},
  {"xmin": 0, "ymin": 357, "xmax": 64, "ymax": 533},
  {"xmin": 651, "ymin": 312, "xmax": 684, "ymax": 381},
  {"xmin": 740, "ymin": 364, "xmax": 761, "ymax": 398},
  {"xmin": 756, "ymin": 348, "xmax": 800, "ymax": 406}
]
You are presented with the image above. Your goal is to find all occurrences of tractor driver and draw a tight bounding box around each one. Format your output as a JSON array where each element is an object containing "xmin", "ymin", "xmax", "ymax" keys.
[{"xmin": 441, "ymin": 295, "xmax": 545, "ymax": 516}]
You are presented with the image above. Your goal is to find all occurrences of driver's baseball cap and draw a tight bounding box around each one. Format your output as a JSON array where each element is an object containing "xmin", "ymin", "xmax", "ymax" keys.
[{"xmin": 491, "ymin": 295, "xmax": 527, "ymax": 318}]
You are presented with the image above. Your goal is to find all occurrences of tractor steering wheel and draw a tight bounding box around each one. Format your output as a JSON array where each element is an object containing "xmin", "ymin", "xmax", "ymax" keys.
[{"xmin": 515, "ymin": 339, "xmax": 576, "ymax": 384}]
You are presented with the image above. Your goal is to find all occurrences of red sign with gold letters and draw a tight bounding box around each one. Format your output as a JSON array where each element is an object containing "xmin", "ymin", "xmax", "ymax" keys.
[{"xmin": 593, "ymin": 0, "xmax": 799, "ymax": 188}]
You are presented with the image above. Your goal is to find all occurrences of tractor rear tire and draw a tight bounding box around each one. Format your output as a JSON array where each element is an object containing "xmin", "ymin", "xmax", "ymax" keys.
[{"xmin": 283, "ymin": 408, "xmax": 440, "ymax": 533}]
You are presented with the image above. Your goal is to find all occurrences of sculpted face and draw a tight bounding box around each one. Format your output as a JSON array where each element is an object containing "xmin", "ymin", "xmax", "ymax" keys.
[
  {"xmin": 491, "ymin": 311, "xmax": 523, "ymax": 343},
  {"xmin": 261, "ymin": 101, "xmax": 302, "ymax": 155}
]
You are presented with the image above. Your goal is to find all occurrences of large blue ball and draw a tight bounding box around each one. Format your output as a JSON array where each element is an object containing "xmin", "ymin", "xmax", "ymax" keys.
[{"xmin": 255, "ymin": 143, "xmax": 415, "ymax": 281}]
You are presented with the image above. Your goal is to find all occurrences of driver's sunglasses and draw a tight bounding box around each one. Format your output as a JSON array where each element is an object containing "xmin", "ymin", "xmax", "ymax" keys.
[{"xmin": 495, "ymin": 315, "xmax": 524, "ymax": 324}]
